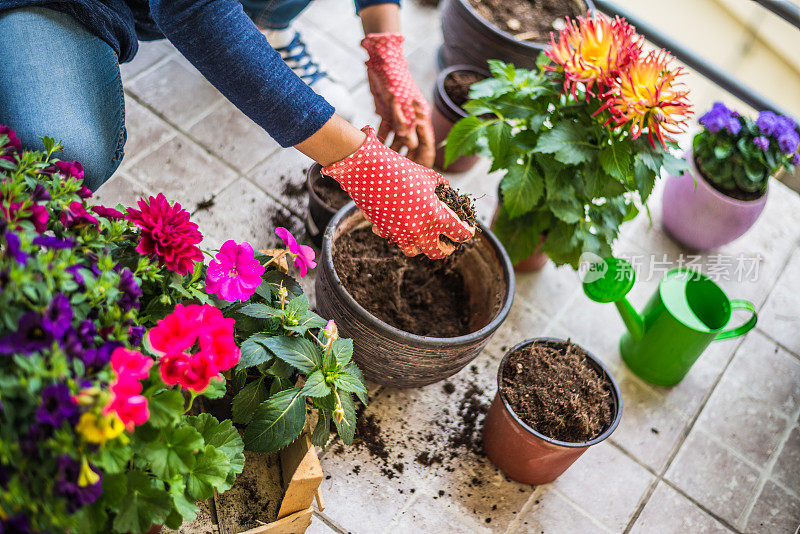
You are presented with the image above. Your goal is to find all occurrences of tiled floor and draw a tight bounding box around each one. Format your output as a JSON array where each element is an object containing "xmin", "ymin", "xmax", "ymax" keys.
[{"xmin": 95, "ymin": 2, "xmax": 800, "ymax": 532}]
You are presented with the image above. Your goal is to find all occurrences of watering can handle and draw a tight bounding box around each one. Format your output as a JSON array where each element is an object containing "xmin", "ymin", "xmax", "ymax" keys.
[{"xmin": 715, "ymin": 300, "xmax": 757, "ymax": 341}]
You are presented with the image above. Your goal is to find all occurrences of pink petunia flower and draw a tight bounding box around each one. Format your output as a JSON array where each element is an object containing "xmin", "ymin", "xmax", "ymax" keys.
[
  {"xmin": 206, "ymin": 240, "xmax": 265, "ymax": 302},
  {"xmin": 60, "ymin": 201, "xmax": 99, "ymax": 229},
  {"xmin": 54, "ymin": 160, "xmax": 84, "ymax": 181},
  {"xmin": 0, "ymin": 125, "xmax": 21, "ymax": 159},
  {"xmin": 275, "ymin": 227, "xmax": 316, "ymax": 277},
  {"xmin": 110, "ymin": 348, "xmax": 153, "ymax": 380},
  {"xmin": 90, "ymin": 205, "xmax": 125, "ymax": 220},
  {"xmin": 125, "ymin": 193, "xmax": 203, "ymax": 275},
  {"xmin": 1, "ymin": 202, "xmax": 49, "ymax": 234}
]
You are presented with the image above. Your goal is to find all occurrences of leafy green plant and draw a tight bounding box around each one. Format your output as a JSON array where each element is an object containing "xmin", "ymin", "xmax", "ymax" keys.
[
  {"xmin": 213, "ymin": 256, "xmax": 367, "ymax": 453},
  {"xmin": 446, "ymin": 60, "xmax": 689, "ymax": 267}
]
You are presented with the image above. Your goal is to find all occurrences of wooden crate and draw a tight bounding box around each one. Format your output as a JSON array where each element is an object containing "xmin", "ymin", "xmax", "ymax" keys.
[{"xmin": 212, "ymin": 433, "xmax": 324, "ymax": 534}]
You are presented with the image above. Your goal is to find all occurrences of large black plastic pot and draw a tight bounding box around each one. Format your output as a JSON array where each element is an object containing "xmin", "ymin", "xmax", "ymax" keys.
[
  {"xmin": 315, "ymin": 203, "xmax": 515, "ymax": 388},
  {"xmin": 439, "ymin": 0, "xmax": 594, "ymax": 70},
  {"xmin": 305, "ymin": 163, "xmax": 346, "ymax": 248},
  {"xmin": 432, "ymin": 65, "xmax": 490, "ymax": 173}
]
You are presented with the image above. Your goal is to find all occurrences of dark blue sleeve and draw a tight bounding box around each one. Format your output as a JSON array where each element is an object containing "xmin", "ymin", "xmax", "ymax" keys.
[
  {"xmin": 354, "ymin": 0, "xmax": 400, "ymax": 14},
  {"xmin": 149, "ymin": 0, "xmax": 334, "ymax": 148}
]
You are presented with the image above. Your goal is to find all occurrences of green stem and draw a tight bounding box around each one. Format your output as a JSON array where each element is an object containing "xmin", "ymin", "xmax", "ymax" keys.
[{"xmin": 185, "ymin": 391, "xmax": 199, "ymax": 414}]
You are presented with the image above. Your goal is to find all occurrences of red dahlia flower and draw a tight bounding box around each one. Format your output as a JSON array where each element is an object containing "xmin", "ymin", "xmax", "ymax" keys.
[{"xmin": 125, "ymin": 193, "xmax": 203, "ymax": 275}]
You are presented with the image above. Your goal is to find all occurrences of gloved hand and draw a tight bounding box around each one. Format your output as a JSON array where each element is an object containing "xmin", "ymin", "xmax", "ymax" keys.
[
  {"xmin": 361, "ymin": 33, "xmax": 435, "ymax": 167},
  {"xmin": 323, "ymin": 127, "xmax": 474, "ymax": 259}
]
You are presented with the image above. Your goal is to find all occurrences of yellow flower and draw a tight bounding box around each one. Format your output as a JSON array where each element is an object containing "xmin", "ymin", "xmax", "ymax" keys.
[
  {"xmin": 78, "ymin": 457, "xmax": 100, "ymax": 487},
  {"xmin": 76, "ymin": 412, "xmax": 125, "ymax": 445},
  {"xmin": 605, "ymin": 49, "xmax": 693, "ymax": 147}
]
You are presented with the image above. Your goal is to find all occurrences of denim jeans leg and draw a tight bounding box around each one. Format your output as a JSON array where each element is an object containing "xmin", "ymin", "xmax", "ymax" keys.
[
  {"xmin": 240, "ymin": 0, "xmax": 313, "ymax": 29},
  {"xmin": 0, "ymin": 7, "xmax": 126, "ymax": 191}
]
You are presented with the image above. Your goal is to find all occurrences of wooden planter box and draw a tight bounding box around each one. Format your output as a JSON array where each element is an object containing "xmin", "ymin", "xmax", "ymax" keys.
[{"xmin": 170, "ymin": 433, "xmax": 323, "ymax": 534}]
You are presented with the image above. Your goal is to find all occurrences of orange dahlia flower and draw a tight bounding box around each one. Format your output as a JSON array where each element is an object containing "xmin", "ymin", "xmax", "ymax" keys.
[
  {"xmin": 604, "ymin": 49, "xmax": 693, "ymax": 148},
  {"xmin": 545, "ymin": 12, "xmax": 641, "ymax": 97}
]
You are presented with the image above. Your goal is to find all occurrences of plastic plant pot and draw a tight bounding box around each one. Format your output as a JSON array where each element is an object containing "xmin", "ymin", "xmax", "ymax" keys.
[
  {"xmin": 432, "ymin": 65, "xmax": 489, "ymax": 173},
  {"xmin": 315, "ymin": 203, "xmax": 515, "ymax": 388},
  {"xmin": 306, "ymin": 163, "xmax": 349, "ymax": 248},
  {"xmin": 662, "ymin": 151, "xmax": 768, "ymax": 250},
  {"xmin": 482, "ymin": 338, "xmax": 623, "ymax": 485},
  {"xmin": 439, "ymin": 0, "xmax": 594, "ymax": 70}
]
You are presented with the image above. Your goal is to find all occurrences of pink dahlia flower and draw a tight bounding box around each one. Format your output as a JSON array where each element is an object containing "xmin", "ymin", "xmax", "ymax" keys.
[
  {"xmin": 125, "ymin": 193, "xmax": 203, "ymax": 275},
  {"xmin": 206, "ymin": 240, "xmax": 265, "ymax": 302}
]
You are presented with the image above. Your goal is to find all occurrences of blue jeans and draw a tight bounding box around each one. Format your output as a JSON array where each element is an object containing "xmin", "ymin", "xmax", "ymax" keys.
[{"xmin": 0, "ymin": 1, "xmax": 311, "ymax": 191}]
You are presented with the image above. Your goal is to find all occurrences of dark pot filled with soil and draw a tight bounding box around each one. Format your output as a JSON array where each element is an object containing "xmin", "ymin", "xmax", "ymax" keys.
[
  {"xmin": 315, "ymin": 188, "xmax": 514, "ymax": 388},
  {"xmin": 433, "ymin": 65, "xmax": 489, "ymax": 173},
  {"xmin": 482, "ymin": 338, "xmax": 622, "ymax": 484},
  {"xmin": 306, "ymin": 163, "xmax": 353, "ymax": 247},
  {"xmin": 440, "ymin": 0, "xmax": 593, "ymax": 70}
]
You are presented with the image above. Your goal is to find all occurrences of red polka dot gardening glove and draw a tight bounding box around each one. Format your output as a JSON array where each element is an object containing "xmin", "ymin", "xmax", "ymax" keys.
[
  {"xmin": 362, "ymin": 33, "xmax": 435, "ymax": 167},
  {"xmin": 322, "ymin": 127, "xmax": 475, "ymax": 259}
]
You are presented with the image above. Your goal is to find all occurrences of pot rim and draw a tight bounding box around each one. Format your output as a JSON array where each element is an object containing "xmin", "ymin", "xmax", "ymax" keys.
[
  {"xmin": 687, "ymin": 150, "xmax": 768, "ymax": 207},
  {"xmin": 496, "ymin": 337, "xmax": 623, "ymax": 448},
  {"xmin": 307, "ymin": 163, "xmax": 340, "ymax": 216},
  {"xmin": 451, "ymin": 0, "xmax": 595, "ymax": 50},
  {"xmin": 322, "ymin": 202, "xmax": 515, "ymax": 345},
  {"xmin": 435, "ymin": 64, "xmax": 491, "ymax": 121}
]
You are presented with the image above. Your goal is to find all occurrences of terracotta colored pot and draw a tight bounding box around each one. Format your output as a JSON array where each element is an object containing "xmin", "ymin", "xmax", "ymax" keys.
[
  {"xmin": 490, "ymin": 203, "xmax": 548, "ymax": 272},
  {"xmin": 315, "ymin": 203, "xmax": 515, "ymax": 388},
  {"xmin": 306, "ymin": 163, "xmax": 343, "ymax": 248},
  {"xmin": 432, "ymin": 65, "xmax": 489, "ymax": 173},
  {"xmin": 662, "ymin": 151, "xmax": 768, "ymax": 251},
  {"xmin": 482, "ymin": 338, "xmax": 623, "ymax": 485},
  {"xmin": 439, "ymin": 0, "xmax": 594, "ymax": 70}
]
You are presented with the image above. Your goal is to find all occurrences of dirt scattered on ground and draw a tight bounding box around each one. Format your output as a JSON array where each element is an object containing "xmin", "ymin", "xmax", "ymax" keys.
[{"xmin": 196, "ymin": 194, "xmax": 216, "ymax": 212}]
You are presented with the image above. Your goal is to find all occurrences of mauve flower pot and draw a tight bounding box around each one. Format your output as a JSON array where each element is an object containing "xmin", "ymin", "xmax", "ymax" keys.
[
  {"xmin": 306, "ymin": 163, "xmax": 342, "ymax": 248},
  {"xmin": 432, "ymin": 65, "xmax": 489, "ymax": 173},
  {"xmin": 482, "ymin": 338, "xmax": 622, "ymax": 485},
  {"xmin": 315, "ymin": 203, "xmax": 515, "ymax": 388},
  {"xmin": 439, "ymin": 0, "xmax": 594, "ymax": 70},
  {"xmin": 662, "ymin": 151, "xmax": 768, "ymax": 251}
]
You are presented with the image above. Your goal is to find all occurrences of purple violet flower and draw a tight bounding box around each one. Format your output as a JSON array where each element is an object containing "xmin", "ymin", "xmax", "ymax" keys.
[
  {"xmin": 699, "ymin": 102, "xmax": 732, "ymax": 134},
  {"xmin": 753, "ymin": 136, "xmax": 770, "ymax": 151},
  {"xmin": 778, "ymin": 131, "xmax": 799, "ymax": 155},
  {"xmin": 117, "ymin": 268, "xmax": 142, "ymax": 312},
  {"xmin": 0, "ymin": 312, "xmax": 53, "ymax": 355},
  {"xmin": 81, "ymin": 340, "xmax": 122, "ymax": 371},
  {"xmin": 33, "ymin": 235, "xmax": 75, "ymax": 249},
  {"xmin": 129, "ymin": 325, "xmax": 146, "ymax": 347},
  {"xmin": 726, "ymin": 117, "xmax": 741, "ymax": 135},
  {"xmin": 30, "ymin": 184, "xmax": 51, "ymax": 202},
  {"xmin": 1, "ymin": 514, "xmax": 31, "ymax": 534},
  {"xmin": 3, "ymin": 231, "xmax": 27, "ymax": 264},
  {"xmin": 792, "ymin": 153, "xmax": 800, "ymax": 165},
  {"xmin": 42, "ymin": 294, "xmax": 73, "ymax": 340},
  {"xmin": 36, "ymin": 384, "xmax": 78, "ymax": 427},
  {"xmin": 756, "ymin": 110, "xmax": 778, "ymax": 136}
]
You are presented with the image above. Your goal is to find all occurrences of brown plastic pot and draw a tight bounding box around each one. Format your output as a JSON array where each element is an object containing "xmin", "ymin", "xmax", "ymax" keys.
[
  {"xmin": 432, "ymin": 65, "xmax": 489, "ymax": 173},
  {"xmin": 439, "ymin": 0, "xmax": 594, "ymax": 70},
  {"xmin": 315, "ymin": 203, "xmax": 515, "ymax": 388},
  {"xmin": 482, "ymin": 338, "xmax": 622, "ymax": 485},
  {"xmin": 306, "ymin": 163, "xmax": 346, "ymax": 248}
]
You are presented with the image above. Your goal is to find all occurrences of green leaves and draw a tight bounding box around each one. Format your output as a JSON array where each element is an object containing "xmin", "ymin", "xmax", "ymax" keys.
[
  {"xmin": 487, "ymin": 121, "xmax": 513, "ymax": 172},
  {"xmin": 444, "ymin": 117, "xmax": 488, "ymax": 168},
  {"xmin": 333, "ymin": 391, "xmax": 357, "ymax": 445},
  {"xmin": 334, "ymin": 372, "xmax": 368, "ymax": 405},
  {"xmin": 112, "ymin": 472, "xmax": 172, "ymax": 533},
  {"xmin": 243, "ymin": 387, "xmax": 307, "ymax": 452},
  {"xmin": 147, "ymin": 389, "xmax": 185, "ymax": 428},
  {"xmin": 238, "ymin": 303, "xmax": 282, "ymax": 319},
  {"xmin": 302, "ymin": 369, "xmax": 332, "ymax": 398},
  {"xmin": 534, "ymin": 122, "xmax": 596, "ymax": 165},
  {"xmin": 599, "ymin": 143, "xmax": 632, "ymax": 182},
  {"xmin": 264, "ymin": 336, "xmax": 322, "ymax": 373},
  {"xmin": 501, "ymin": 156, "xmax": 544, "ymax": 218},
  {"xmin": 331, "ymin": 338, "xmax": 353, "ymax": 368},
  {"xmin": 185, "ymin": 445, "xmax": 230, "ymax": 500},
  {"xmin": 232, "ymin": 377, "xmax": 270, "ymax": 424},
  {"xmin": 142, "ymin": 426, "xmax": 203, "ymax": 479},
  {"xmin": 238, "ymin": 333, "xmax": 276, "ymax": 369}
]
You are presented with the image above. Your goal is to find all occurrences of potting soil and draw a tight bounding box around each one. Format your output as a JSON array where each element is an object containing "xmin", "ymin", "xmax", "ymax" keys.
[
  {"xmin": 500, "ymin": 340, "xmax": 613, "ymax": 442},
  {"xmin": 468, "ymin": 0, "xmax": 585, "ymax": 41},
  {"xmin": 313, "ymin": 173, "xmax": 352, "ymax": 209},
  {"xmin": 443, "ymin": 71, "xmax": 487, "ymax": 109}
]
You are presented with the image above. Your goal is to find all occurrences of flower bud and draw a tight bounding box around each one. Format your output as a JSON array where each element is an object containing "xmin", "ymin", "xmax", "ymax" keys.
[
  {"xmin": 278, "ymin": 286, "xmax": 289, "ymax": 301},
  {"xmin": 323, "ymin": 320, "xmax": 338, "ymax": 341},
  {"xmin": 333, "ymin": 403, "xmax": 345, "ymax": 423}
]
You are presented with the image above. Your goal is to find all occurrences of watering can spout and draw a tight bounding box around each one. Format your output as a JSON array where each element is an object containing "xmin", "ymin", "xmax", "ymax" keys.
[
  {"xmin": 614, "ymin": 299, "xmax": 645, "ymax": 341},
  {"xmin": 581, "ymin": 256, "xmax": 644, "ymax": 340}
]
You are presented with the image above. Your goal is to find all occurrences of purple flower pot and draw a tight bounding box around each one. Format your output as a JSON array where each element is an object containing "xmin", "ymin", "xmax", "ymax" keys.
[{"xmin": 662, "ymin": 151, "xmax": 767, "ymax": 250}]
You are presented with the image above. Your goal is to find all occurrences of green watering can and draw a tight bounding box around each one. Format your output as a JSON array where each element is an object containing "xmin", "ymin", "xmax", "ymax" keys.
[{"xmin": 582, "ymin": 257, "xmax": 757, "ymax": 386}]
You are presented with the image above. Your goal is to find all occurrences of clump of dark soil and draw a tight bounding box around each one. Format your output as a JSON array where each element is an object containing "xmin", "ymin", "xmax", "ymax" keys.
[
  {"xmin": 500, "ymin": 339, "xmax": 613, "ymax": 443},
  {"xmin": 444, "ymin": 71, "xmax": 487, "ymax": 109},
  {"xmin": 468, "ymin": 0, "xmax": 585, "ymax": 42},
  {"xmin": 435, "ymin": 183, "xmax": 477, "ymax": 249},
  {"xmin": 333, "ymin": 227, "xmax": 471, "ymax": 337},
  {"xmin": 313, "ymin": 173, "xmax": 352, "ymax": 210}
]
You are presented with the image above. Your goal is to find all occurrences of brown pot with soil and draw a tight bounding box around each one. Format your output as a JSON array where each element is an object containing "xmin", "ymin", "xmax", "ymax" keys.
[
  {"xmin": 440, "ymin": 0, "xmax": 594, "ymax": 70},
  {"xmin": 482, "ymin": 338, "xmax": 622, "ymax": 485},
  {"xmin": 306, "ymin": 164, "xmax": 353, "ymax": 247},
  {"xmin": 433, "ymin": 65, "xmax": 489, "ymax": 173},
  {"xmin": 315, "ymin": 187, "xmax": 514, "ymax": 388}
]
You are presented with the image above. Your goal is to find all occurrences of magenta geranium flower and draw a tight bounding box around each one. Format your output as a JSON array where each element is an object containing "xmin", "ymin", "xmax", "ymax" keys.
[
  {"xmin": 275, "ymin": 227, "xmax": 316, "ymax": 277},
  {"xmin": 125, "ymin": 193, "xmax": 203, "ymax": 275},
  {"xmin": 206, "ymin": 240, "xmax": 265, "ymax": 301}
]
